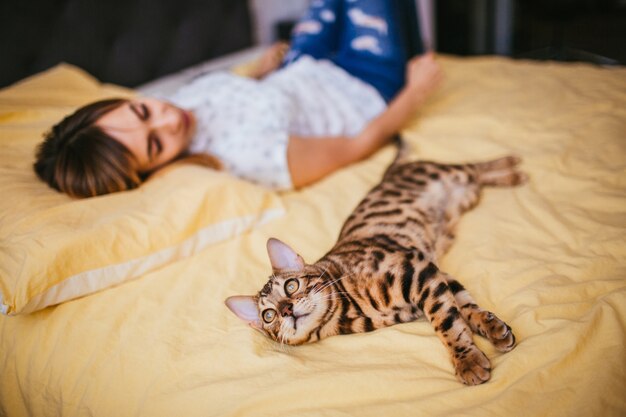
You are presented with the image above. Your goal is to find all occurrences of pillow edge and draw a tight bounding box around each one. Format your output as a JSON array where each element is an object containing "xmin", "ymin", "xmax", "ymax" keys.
[{"xmin": 3, "ymin": 207, "xmax": 284, "ymax": 315}]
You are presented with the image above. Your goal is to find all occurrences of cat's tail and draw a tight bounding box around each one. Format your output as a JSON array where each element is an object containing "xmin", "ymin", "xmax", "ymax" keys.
[{"xmin": 384, "ymin": 135, "xmax": 411, "ymax": 178}]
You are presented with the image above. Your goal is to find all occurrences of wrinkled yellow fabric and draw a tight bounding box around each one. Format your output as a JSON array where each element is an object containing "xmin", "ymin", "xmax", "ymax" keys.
[{"xmin": 1, "ymin": 56, "xmax": 625, "ymax": 417}]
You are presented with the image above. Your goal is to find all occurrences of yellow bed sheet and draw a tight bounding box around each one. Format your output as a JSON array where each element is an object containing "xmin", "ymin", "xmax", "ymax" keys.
[{"xmin": 1, "ymin": 56, "xmax": 625, "ymax": 417}]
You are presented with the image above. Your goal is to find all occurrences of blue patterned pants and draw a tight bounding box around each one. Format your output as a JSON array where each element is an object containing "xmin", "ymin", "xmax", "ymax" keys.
[{"xmin": 284, "ymin": 0, "xmax": 422, "ymax": 102}]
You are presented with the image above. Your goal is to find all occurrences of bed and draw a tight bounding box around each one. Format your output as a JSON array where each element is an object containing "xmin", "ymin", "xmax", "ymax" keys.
[{"xmin": 0, "ymin": 52, "xmax": 625, "ymax": 416}]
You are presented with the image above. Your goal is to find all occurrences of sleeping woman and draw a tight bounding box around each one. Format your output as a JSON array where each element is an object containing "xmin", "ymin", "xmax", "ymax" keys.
[{"xmin": 34, "ymin": 0, "xmax": 443, "ymax": 198}]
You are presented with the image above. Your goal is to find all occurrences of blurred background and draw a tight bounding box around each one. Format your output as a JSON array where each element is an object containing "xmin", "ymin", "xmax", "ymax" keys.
[
  {"xmin": 1, "ymin": 0, "xmax": 624, "ymax": 89},
  {"xmin": 435, "ymin": 0, "xmax": 625, "ymax": 65}
]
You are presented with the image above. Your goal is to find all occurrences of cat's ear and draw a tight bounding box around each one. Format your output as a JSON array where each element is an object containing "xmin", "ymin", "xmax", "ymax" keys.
[
  {"xmin": 225, "ymin": 296, "xmax": 262, "ymax": 329},
  {"xmin": 267, "ymin": 238, "xmax": 305, "ymax": 272}
]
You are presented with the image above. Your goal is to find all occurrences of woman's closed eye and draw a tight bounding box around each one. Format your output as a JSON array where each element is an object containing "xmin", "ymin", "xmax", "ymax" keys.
[
  {"xmin": 130, "ymin": 102, "xmax": 150, "ymax": 121},
  {"xmin": 140, "ymin": 103, "xmax": 150, "ymax": 120},
  {"xmin": 147, "ymin": 133, "xmax": 162, "ymax": 161},
  {"xmin": 130, "ymin": 103, "xmax": 161, "ymax": 162}
]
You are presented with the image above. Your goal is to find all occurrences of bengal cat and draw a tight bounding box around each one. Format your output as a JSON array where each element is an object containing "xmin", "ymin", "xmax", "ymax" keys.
[{"xmin": 226, "ymin": 138, "xmax": 525, "ymax": 385}]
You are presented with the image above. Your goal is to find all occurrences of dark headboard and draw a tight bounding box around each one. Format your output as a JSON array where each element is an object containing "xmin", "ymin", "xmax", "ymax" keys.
[{"xmin": 0, "ymin": 0, "xmax": 253, "ymax": 89}]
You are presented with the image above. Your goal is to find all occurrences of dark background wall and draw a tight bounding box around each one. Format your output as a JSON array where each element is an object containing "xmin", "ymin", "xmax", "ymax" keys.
[
  {"xmin": 0, "ymin": 0, "xmax": 253, "ymax": 89},
  {"xmin": 1, "ymin": 0, "xmax": 624, "ymax": 89},
  {"xmin": 436, "ymin": 0, "xmax": 626, "ymax": 65}
]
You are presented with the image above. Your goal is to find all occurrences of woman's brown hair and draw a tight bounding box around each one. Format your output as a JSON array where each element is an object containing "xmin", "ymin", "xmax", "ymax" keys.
[{"xmin": 34, "ymin": 98, "xmax": 220, "ymax": 198}]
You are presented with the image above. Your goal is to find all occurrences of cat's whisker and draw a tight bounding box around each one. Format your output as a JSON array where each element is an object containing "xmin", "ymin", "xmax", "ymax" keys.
[
  {"xmin": 308, "ymin": 265, "xmax": 330, "ymax": 289},
  {"xmin": 317, "ymin": 266, "xmax": 330, "ymax": 281},
  {"xmin": 311, "ymin": 291, "xmax": 350, "ymax": 304},
  {"xmin": 319, "ymin": 292, "xmax": 350, "ymax": 301},
  {"xmin": 312, "ymin": 288, "xmax": 351, "ymax": 298},
  {"xmin": 314, "ymin": 273, "xmax": 349, "ymax": 293},
  {"xmin": 309, "ymin": 274, "xmax": 354, "ymax": 300},
  {"xmin": 311, "ymin": 269, "xmax": 356, "ymax": 295}
]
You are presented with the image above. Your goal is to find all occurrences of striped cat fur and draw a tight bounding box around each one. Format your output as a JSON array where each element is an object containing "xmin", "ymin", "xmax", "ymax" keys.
[{"xmin": 226, "ymin": 137, "xmax": 526, "ymax": 385}]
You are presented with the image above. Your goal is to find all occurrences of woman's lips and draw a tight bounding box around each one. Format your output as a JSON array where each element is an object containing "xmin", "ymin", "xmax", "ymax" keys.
[{"xmin": 180, "ymin": 109, "xmax": 191, "ymax": 133}]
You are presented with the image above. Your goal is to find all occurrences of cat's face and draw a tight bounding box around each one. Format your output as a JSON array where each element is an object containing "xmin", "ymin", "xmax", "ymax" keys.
[{"xmin": 225, "ymin": 238, "xmax": 332, "ymax": 345}]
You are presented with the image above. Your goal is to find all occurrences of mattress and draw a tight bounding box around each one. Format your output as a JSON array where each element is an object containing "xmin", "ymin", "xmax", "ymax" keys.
[{"xmin": 0, "ymin": 55, "xmax": 625, "ymax": 417}]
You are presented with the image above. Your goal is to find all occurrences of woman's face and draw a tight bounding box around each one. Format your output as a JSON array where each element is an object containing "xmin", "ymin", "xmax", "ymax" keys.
[{"xmin": 95, "ymin": 98, "xmax": 196, "ymax": 173}]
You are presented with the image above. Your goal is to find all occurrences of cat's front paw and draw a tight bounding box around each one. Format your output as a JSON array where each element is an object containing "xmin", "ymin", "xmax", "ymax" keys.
[{"xmin": 453, "ymin": 346, "xmax": 491, "ymax": 385}]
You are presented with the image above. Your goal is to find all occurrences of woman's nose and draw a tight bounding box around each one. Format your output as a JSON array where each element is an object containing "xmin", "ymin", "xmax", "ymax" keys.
[{"xmin": 151, "ymin": 106, "xmax": 179, "ymax": 131}]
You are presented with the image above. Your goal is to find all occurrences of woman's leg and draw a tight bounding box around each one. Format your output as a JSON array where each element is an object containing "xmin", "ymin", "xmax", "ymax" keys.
[
  {"xmin": 283, "ymin": 0, "xmax": 344, "ymax": 65},
  {"xmin": 284, "ymin": 0, "xmax": 423, "ymax": 102},
  {"xmin": 333, "ymin": 0, "xmax": 423, "ymax": 102}
]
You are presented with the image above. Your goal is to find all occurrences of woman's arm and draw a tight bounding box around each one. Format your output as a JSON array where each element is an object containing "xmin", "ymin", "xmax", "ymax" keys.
[
  {"xmin": 249, "ymin": 42, "xmax": 289, "ymax": 80},
  {"xmin": 287, "ymin": 53, "xmax": 443, "ymax": 188}
]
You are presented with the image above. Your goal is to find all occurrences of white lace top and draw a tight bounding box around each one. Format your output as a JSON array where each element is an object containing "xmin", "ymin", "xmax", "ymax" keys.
[{"xmin": 167, "ymin": 56, "xmax": 386, "ymax": 189}]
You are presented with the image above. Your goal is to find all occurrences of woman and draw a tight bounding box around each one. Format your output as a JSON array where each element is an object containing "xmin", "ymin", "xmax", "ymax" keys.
[{"xmin": 34, "ymin": 0, "xmax": 443, "ymax": 198}]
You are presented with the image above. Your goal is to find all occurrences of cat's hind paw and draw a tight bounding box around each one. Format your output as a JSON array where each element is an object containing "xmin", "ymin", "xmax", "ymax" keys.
[
  {"xmin": 480, "ymin": 311, "xmax": 517, "ymax": 352},
  {"xmin": 454, "ymin": 346, "xmax": 491, "ymax": 385}
]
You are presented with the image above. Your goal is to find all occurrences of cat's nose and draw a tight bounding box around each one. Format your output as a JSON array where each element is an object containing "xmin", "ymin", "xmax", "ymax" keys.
[{"xmin": 279, "ymin": 302, "xmax": 293, "ymax": 317}]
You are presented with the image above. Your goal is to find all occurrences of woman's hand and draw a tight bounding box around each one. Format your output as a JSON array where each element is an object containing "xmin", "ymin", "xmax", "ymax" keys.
[
  {"xmin": 405, "ymin": 52, "xmax": 444, "ymax": 103},
  {"xmin": 353, "ymin": 53, "xmax": 443, "ymax": 152},
  {"xmin": 251, "ymin": 42, "xmax": 289, "ymax": 79}
]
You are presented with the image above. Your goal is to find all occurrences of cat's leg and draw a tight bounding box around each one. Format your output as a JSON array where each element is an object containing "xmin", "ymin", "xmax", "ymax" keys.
[
  {"xmin": 414, "ymin": 262, "xmax": 491, "ymax": 385},
  {"xmin": 443, "ymin": 274, "xmax": 516, "ymax": 352},
  {"xmin": 472, "ymin": 156, "xmax": 527, "ymax": 187}
]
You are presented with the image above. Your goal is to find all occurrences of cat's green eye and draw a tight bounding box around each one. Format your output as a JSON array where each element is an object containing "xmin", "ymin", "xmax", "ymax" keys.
[
  {"xmin": 284, "ymin": 279, "xmax": 300, "ymax": 296},
  {"xmin": 262, "ymin": 309, "xmax": 276, "ymax": 323}
]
